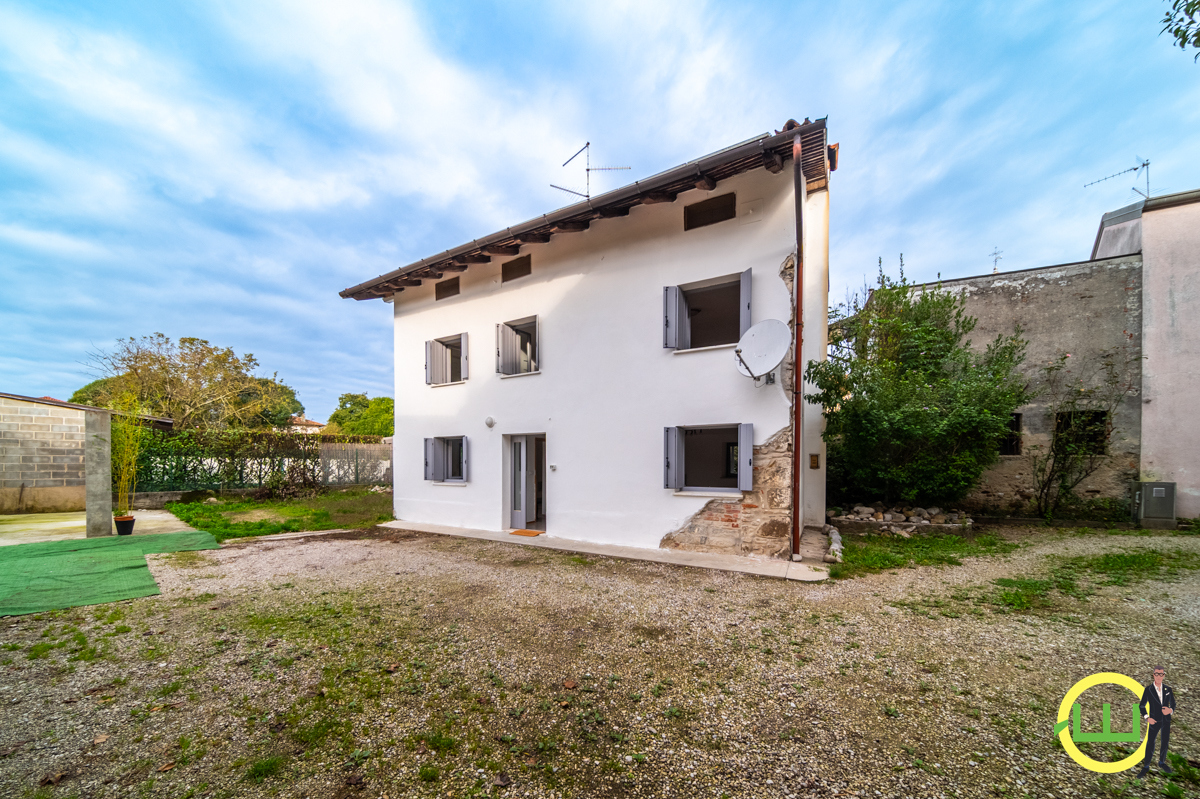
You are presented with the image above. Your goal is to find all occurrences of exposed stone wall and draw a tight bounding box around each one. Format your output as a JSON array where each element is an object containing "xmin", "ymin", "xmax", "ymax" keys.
[
  {"xmin": 927, "ymin": 256, "xmax": 1143, "ymax": 513},
  {"xmin": 0, "ymin": 396, "xmax": 88, "ymax": 513},
  {"xmin": 660, "ymin": 425, "xmax": 794, "ymax": 559}
]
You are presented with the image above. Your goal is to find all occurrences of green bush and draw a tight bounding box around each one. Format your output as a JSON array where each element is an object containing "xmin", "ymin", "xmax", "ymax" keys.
[{"xmin": 806, "ymin": 265, "xmax": 1028, "ymax": 505}]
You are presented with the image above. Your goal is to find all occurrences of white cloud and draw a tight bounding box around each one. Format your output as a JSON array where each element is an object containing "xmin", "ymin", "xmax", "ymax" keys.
[{"xmin": 0, "ymin": 223, "xmax": 108, "ymax": 258}]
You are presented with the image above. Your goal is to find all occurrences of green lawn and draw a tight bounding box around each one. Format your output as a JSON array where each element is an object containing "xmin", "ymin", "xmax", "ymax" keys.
[
  {"xmin": 829, "ymin": 531, "xmax": 1018, "ymax": 579},
  {"xmin": 166, "ymin": 489, "xmax": 394, "ymax": 542}
]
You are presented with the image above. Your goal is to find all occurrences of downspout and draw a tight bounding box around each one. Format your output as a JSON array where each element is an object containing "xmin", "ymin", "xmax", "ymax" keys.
[{"xmin": 790, "ymin": 133, "xmax": 806, "ymax": 561}]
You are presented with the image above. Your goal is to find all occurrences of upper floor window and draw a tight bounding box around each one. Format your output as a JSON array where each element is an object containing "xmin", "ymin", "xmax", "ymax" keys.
[
  {"xmin": 502, "ymin": 255, "xmax": 532, "ymax": 283},
  {"xmin": 663, "ymin": 269, "xmax": 751, "ymax": 350},
  {"xmin": 435, "ymin": 277, "xmax": 460, "ymax": 300},
  {"xmin": 684, "ymin": 193, "xmax": 736, "ymax": 231},
  {"xmin": 426, "ymin": 333, "xmax": 468, "ymax": 385},
  {"xmin": 497, "ymin": 316, "xmax": 539, "ymax": 376}
]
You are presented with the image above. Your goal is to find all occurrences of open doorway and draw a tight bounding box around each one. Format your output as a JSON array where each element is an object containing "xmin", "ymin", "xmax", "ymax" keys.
[{"xmin": 509, "ymin": 434, "xmax": 547, "ymax": 531}]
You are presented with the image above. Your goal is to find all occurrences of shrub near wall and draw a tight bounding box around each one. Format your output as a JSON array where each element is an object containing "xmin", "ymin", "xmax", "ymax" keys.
[{"xmin": 127, "ymin": 429, "xmax": 384, "ymax": 492}]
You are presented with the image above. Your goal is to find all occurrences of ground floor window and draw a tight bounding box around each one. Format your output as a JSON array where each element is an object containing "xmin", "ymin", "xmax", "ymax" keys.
[
  {"xmin": 424, "ymin": 436, "xmax": 468, "ymax": 482},
  {"xmin": 664, "ymin": 424, "xmax": 753, "ymax": 492}
]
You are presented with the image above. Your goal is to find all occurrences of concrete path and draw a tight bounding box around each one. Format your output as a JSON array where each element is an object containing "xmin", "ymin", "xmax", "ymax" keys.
[
  {"xmin": 374, "ymin": 519, "xmax": 829, "ymax": 581},
  {"xmin": 0, "ymin": 510, "xmax": 196, "ymax": 546}
]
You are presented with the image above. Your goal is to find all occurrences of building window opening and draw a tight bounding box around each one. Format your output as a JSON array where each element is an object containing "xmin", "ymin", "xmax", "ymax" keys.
[
  {"xmin": 1055, "ymin": 411, "xmax": 1109, "ymax": 456},
  {"xmin": 685, "ymin": 426, "xmax": 739, "ymax": 490},
  {"xmin": 1000, "ymin": 413, "xmax": 1022, "ymax": 456},
  {"xmin": 498, "ymin": 316, "xmax": 538, "ymax": 375}
]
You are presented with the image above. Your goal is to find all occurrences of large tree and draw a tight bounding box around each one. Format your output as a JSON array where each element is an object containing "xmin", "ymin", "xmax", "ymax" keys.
[
  {"xmin": 1163, "ymin": 0, "xmax": 1200, "ymax": 60},
  {"xmin": 325, "ymin": 393, "xmax": 394, "ymax": 436},
  {"xmin": 82, "ymin": 333, "xmax": 297, "ymax": 430},
  {"xmin": 804, "ymin": 267, "xmax": 1030, "ymax": 505}
]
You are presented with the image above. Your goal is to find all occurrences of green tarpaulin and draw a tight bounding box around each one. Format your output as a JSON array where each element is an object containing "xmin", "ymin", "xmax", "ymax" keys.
[{"xmin": 0, "ymin": 531, "xmax": 220, "ymax": 616}]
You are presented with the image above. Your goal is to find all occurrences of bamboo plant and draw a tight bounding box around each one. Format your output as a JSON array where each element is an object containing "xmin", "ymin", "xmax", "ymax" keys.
[{"xmin": 110, "ymin": 393, "xmax": 145, "ymax": 518}]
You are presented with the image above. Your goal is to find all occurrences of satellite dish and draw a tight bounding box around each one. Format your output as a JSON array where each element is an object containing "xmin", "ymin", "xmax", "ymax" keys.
[{"xmin": 734, "ymin": 319, "xmax": 790, "ymax": 379}]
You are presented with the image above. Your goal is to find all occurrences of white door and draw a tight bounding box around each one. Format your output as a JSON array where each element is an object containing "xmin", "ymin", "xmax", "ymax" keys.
[{"xmin": 510, "ymin": 436, "xmax": 527, "ymax": 529}]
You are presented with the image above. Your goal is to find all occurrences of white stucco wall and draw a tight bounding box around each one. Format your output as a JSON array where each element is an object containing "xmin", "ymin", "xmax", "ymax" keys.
[
  {"xmin": 1140, "ymin": 200, "xmax": 1200, "ymax": 517},
  {"xmin": 391, "ymin": 167, "xmax": 825, "ymax": 549}
]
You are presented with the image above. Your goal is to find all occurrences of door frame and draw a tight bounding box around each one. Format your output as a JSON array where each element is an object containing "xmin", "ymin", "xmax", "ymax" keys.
[{"xmin": 504, "ymin": 432, "xmax": 546, "ymax": 531}]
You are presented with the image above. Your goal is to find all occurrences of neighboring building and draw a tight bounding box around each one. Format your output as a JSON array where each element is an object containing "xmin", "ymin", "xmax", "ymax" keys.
[
  {"xmin": 342, "ymin": 119, "xmax": 835, "ymax": 557},
  {"xmin": 287, "ymin": 414, "xmax": 325, "ymax": 435},
  {"xmin": 925, "ymin": 188, "xmax": 1200, "ymax": 518}
]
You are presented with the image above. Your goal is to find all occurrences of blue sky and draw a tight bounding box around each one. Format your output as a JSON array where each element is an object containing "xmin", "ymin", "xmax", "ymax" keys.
[{"xmin": 2, "ymin": 0, "xmax": 1198, "ymax": 422}]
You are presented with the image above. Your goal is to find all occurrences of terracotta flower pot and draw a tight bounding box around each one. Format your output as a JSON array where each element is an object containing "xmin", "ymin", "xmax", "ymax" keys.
[{"xmin": 114, "ymin": 516, "xmax": 136, "ymax": 536}]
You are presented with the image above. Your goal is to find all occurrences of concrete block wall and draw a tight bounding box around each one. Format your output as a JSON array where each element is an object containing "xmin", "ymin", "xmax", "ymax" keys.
[{"xmin": 0, "ymin": 396, "xmax": 88, "ymax": 512}]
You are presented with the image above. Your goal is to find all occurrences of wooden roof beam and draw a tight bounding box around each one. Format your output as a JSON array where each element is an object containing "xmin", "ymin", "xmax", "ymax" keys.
[
  {"xmin": 555, "ymin": 220, "xmax": 589, "ymax": 231},
  {"xmin": 484, "ymin": 245, "xmax": 520, "ymax": 256},
  {"xmin": 641, "ymin": 191, "xmax": 676, "ymax": 204},
  {"xmin": 763, "ymin": 150, "xmax": 784, "ymax": 174},
  {"xmin": 516, "ymin": 232, "xmax": 551, "ymax": 244},
  {"xmin": 598, "ymin": 207, "xmax": 629, "ymax": 218}
]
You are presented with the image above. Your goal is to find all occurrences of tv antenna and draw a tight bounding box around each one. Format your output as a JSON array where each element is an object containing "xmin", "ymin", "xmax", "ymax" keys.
[
  {"xmin": 550, "ymin": 142, "xmax": 630, "ymax": 200},
  {"xmin": 1084, "ymin": 158, "xmax": 1150, "ymax": 199},
  {"xmin": 989, "ymin": 247, "xmax": 1003, "ymax": 274}
]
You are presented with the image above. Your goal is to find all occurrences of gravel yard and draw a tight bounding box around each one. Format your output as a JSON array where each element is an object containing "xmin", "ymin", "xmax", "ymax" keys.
[{"xmin": 1, "ymin": 526, "xmax": 1197, "ymax": 799}]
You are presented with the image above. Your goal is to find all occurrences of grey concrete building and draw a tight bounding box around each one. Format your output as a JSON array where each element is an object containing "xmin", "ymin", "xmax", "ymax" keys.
[
  {"xmin": 918, "ymin": 188, "xmax": 1200, "ymax": 518},
  {"xmin": 1, "ymin": 393, "xmax": 113, "ymax": 537}
]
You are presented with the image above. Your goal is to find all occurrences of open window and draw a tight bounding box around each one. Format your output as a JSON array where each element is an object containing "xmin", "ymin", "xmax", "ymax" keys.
[
  {"xmin": 664, "ymin": 269, "xmax": 751, "ymax": 350},
  {"xmin": 497, "ymin": 316, "xmax": 539, "ymax": 375},
  {"xmin": 425, "ymin": 333, "xmax": 468, "ymax": 385},
  {"xmin": 664, "ymin": 424, "xmax": 753, "ymax": 492},
  {"xmin": 999, "ymin": 413, "xmax": 1022, "ymax": 456},
  {"xmin": 1055, "ymin": 411, "xmax": 1109, "ymax": 456},
  {"xmin": 424, "ymin": 436, "xmax": 468, "ymax": 482}
]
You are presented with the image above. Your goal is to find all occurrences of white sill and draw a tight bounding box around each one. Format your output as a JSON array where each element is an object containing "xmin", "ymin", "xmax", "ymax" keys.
[
  {"xmin": 432, "ymin": 481, "xmax": 469, "ymax": 487},
  {"xmin": 672, "ymin": 343, "xmax": 737, "ymax": 355},
  {"xmin": 499, "ymin": 370, "xmax": 541, "ymax": 379},
  {"xmin": 431, "ymin": 380, "xmax": 466, "ymax": 388},
  {"xmin": 674, "ymin": 489, "xmax": 743, "ymax": 498}
]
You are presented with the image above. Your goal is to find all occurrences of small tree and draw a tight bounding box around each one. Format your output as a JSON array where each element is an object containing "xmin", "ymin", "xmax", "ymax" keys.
[
  {"xmin": 805, "ymin": 264, "xmax": 1030, "ymax": 505},
  {"xmin": 1027, "ymin": 349, "xmax": 1140, "ymax": 518},
  {"xmin": 326, "ymin": 393, "xmax": 394, "ymax": 436},
  {"xmin": 110, "ymin": 393, "xmax": 146, "ymax": 517}
]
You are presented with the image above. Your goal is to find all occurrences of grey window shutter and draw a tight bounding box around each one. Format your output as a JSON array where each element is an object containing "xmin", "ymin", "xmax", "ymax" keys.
[
  {"xmin": 737, "ymin": 423, "xmax": 754, "ymax": 491},
  {"xmin": 664, "ymin": 286, "xmax": 679, "ymax": 349},
  {"xmin": 424, "ymin": 341, "xmax": 433, "ymax": 385},
  {"xmin": 424, "ymin": 438, "xmax": 435, "ymax": 480},
  {"xmin": 462, "ymin": 435, "xmax": 469, "ymax": 482},
  {"xmin": 664, "ymin": 426, "xmax": 683, "ymax": 489},
  {"xmin": 533, "ymin": 316, "xmax": 540, "ymax": 371},
  {"xmin": 498, "ymin": 323, "xmax": 520, "ymax": 375},
  {"xmin": 739, "ymin": 268, "xmax": 752, "ymax": 338},
  {"xmin": 460, "ymin": 332, "xmax": 469, "ymax": 380},
  {"xmin": 433, "ymin": 438, "xmax": 446, "ymax": 481}
]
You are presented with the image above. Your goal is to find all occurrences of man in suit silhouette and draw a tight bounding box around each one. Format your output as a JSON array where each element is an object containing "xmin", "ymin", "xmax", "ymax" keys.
[{"xmin": 1138, "ymin": 666, "xmax": 1176, "ymax": 778}]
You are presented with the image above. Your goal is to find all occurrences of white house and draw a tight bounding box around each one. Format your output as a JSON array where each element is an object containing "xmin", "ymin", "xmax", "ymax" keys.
[{"xmin": 341, "ymin": 119, "xmax": 835, "ymax": 559}]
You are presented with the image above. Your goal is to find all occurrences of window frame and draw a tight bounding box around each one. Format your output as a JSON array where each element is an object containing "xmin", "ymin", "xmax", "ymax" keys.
[
  {"xmin": 496, "ymin": 315, "xmax": 540, "ymax": 376},
  {"xmin": 664, "ymin": 269, "xmax": 751, "ymax": 350},
  {"xmin": 683, "ymin": 192, "xmax": 737, "ymax": 231},
  {"xmin": 424, "ymin": 435, "xmax": 469, "ymax": 482},
  {"xmin": 664, "ymin": 423, "xmax": 753, "ymax": 493},
  {"xmin": 425, "ymin": 333, "xmax": 469, "ymax": 386}
]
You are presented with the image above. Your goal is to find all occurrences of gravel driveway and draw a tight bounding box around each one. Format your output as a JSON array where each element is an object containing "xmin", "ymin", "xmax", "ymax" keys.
[{"xmin": 1, "ymin": 526, "xmax": 1197, "ymax": 799}]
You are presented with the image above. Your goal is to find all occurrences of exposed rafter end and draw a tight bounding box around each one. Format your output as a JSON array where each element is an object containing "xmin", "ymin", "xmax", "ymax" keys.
[
  {"xmin": 457, "ymin": 254, "xmax": 492, "ymax": 264},
  {"xmin": 517, "ymin": 232, "xmax": 551, "ymax": 244},
  {"xmin": 641, "ymin": 191, "xmax": 676, "ymax": 205},
  {"xmin": 694, "ymin": 173, "xmax": 717, "ymax": 191},
  {"xmin": 763, "ymin": 151, "xmax": 784, "ymax": 174},
  {"xmin": 555, "ymin": 220, "xmax": 589, "ymax": 231},
  {"xmin": 443, "ymin": 263, "xmax": 470, "ymax": 272},
  {"xmin": 598, "ymin": 207, "xmax": 629, "ymax": 218},
  {"xmin": 484, "ymin": 245, "xmax": 520, "ymax": 256}
]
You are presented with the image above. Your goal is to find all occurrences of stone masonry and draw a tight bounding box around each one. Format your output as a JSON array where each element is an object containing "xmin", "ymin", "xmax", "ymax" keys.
[
  {"xmin": 659, "ymin": 425, "xmax": 794, "ymax": 559},
  {"xmin": 0, "ymin": 395, "xmax": 89, "ymax": 513}
]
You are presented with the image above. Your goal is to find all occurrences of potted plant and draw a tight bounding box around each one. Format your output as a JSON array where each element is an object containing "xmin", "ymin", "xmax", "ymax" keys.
[{"xmin": 111, "ymin": 393, "xmax": 145, "ymax": 535}]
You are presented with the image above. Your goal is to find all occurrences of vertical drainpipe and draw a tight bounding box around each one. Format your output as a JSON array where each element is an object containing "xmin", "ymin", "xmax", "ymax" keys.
[{"xmin": 790, "ymin": 133, "xmax": 807, "ymax": 561}]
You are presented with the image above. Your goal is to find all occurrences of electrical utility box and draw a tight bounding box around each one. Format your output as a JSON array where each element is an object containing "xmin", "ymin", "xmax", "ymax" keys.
[{"xmin": 1131, "ymin": 481, "xmax": 1176, "ymax": 529}]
